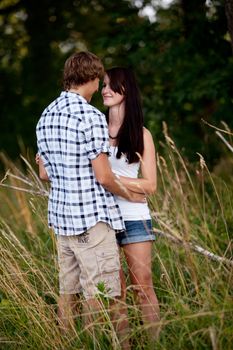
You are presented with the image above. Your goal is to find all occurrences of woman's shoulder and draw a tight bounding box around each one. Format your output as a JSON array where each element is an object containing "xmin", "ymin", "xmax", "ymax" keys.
[
  {"xmin": 143, "ymin": 127, "xmax": 153, "ymax": 141},
  {"xmin": 142, "ymin": 127, "xmax": 156, "ymax": 155}
]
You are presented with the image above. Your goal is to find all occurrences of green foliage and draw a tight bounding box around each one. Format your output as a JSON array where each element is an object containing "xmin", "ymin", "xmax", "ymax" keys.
[
  {"xmin": 0, "ymin": 135, "xmax": 233, "ymax": 348},
  {"xmin": 0, "ymin": 0, "xmax": 233, "ymax": 165}
]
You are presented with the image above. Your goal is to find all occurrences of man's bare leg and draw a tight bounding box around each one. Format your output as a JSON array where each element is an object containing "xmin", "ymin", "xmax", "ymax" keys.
[
  {"xmin": 57, "ymin": 294, "xmax": 81, "ymax": 333},
  {"xmin": 110, "ymin": 298, "xmax": 130, "ymax": 350},
  {"xmin": 83, "ymin": 294, "xmax": 130, "ymax": 350}
]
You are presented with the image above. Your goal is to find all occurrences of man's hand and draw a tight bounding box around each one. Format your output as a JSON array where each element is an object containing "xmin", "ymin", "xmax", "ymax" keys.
[
  {"xmin": 92, "ymin": 153, "xmax": 147, "ymax": 203},
  {"xmin": 128, "ymin": 191, "xmax": 147, "ymax": 203},
  {"xmin": 114, "ymin": 177, "xmax": 146, "ymax": 203}
]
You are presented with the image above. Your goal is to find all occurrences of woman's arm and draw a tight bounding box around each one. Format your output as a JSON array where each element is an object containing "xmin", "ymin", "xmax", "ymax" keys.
[
  {"xmin": 35, "ymin": 154, "xmax": 50, "ymax": 181},
  {"xmin": 118, "ymin": 128, "xmax": 157, "ymax": 195}
]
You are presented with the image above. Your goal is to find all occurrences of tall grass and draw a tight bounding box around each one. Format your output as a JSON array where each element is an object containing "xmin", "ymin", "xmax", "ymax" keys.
[{"xmin": 0, "ymin": 135, "xmax": 232, "ymax": 349}]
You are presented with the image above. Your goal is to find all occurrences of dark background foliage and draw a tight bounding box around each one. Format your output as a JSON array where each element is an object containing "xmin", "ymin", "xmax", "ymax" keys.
[{"xmin": 1, "ymin": 0, "xmax": 233, "ymax": 165}]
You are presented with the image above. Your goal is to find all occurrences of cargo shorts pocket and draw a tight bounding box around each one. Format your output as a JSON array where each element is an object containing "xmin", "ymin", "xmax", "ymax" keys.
[
  {"xmin": 95, "ymin": 247, "xmax": 121, "ymax": 296},
  {"xmin": 96, "ymin": 248, "xmax": 120, "ymax": 274}
]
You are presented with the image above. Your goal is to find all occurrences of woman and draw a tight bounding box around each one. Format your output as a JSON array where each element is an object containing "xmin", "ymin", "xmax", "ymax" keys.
[{"xmin": 102, "ymin": 67, "xmax": 160, "ymax": 339}]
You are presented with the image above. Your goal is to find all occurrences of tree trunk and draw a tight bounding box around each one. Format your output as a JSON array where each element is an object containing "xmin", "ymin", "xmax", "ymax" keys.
[
  {"xmin": 225, "ymin": 0, "xmax": 233, "ymax": 54},
  {"xmin": 181, "ymin": 0, "xmax": 206, "ymax": 38}
]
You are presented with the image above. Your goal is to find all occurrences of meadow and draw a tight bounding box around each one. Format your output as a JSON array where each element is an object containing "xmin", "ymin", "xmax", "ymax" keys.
[{"xmin": 0, "ymin": 128, "xmax": 232, "ymax": 350}]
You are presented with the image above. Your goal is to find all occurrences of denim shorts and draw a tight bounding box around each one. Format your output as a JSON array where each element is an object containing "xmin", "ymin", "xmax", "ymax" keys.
[{"xmin": 116, "ymin": 220, "xmax": 155, "ymax": 246}]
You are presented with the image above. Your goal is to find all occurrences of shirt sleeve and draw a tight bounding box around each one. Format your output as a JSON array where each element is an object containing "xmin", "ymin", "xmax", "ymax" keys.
[
  {"xmin": 82, "ymin": 112, "xmax": 110, "ymax": 160},
  {"xmin": 36, "ymin": 124, "xmax": 53, "ymax": 179}
]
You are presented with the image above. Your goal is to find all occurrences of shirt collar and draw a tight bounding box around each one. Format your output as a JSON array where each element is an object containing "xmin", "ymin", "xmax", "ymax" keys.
[{"xmin": 60, "ymin": 91, "xmax": 88, "ymax": 103}]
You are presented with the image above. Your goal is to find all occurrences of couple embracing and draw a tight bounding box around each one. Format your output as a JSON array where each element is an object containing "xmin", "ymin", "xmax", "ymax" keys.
[{"xmin": 36, "ymin": 51, "xmax": 160, "ymax": 348}]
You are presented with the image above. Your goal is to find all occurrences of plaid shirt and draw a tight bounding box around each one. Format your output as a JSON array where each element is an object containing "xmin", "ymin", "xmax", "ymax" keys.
[{"xmin": 36, "ymin": 91, "xmax": 124, "ymax": 235}]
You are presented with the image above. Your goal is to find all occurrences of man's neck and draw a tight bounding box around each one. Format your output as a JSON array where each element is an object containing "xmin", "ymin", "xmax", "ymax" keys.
[
  {"xmin": 68, "ymin": 82, "xmax": 95, "ymax": 103},
  {"xmin": 68, "ymin": 86, "xmax": 89, "ymax": 101}
]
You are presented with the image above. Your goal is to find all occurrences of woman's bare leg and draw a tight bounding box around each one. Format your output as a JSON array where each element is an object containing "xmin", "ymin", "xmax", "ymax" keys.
[{"xmin": 123, "ymin": 242, "xmax": 160, "ymax": 340}]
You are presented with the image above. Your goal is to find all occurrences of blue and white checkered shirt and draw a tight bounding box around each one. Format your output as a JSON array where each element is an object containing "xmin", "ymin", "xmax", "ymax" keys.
[{"xmin": 36, "ymin": 91, "xmax": 124, "ymax": 235}]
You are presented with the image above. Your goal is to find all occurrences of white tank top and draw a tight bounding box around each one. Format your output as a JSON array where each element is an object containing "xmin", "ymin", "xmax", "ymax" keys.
[{"xmin": 109, "ymin": 146, "xmax": 151, "ymax": 221}]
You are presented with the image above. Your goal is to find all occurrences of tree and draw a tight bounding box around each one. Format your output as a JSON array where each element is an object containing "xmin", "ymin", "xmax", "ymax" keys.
[
  {"xmin": 0, "ymin": 0, "xmax": 147, "ymax": 155},
  {"xmin": 225, "ymin": 0, "xmax": 233, "ymax": 53},
  {"xmin": 0, "ymin": 0, "xmax": 233, "ymax": 165},
  {"xmin": 143, "ymin": 0, "xmax": 233, "ymax": 163}
]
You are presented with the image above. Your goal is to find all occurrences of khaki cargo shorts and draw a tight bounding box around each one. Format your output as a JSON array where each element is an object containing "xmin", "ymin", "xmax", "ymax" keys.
[{"xmin": 56, "ymin": 222, "xmax": 121, "ymax": 299}]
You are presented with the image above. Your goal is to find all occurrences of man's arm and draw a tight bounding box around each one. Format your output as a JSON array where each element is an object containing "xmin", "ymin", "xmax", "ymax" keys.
[
  {"xmin": 91, "ymin": 153, "xmax": 145, "ymax": 202},
  {"xmin": 36, "ymin": 153, "xmax": 144, "ymax": 202}
]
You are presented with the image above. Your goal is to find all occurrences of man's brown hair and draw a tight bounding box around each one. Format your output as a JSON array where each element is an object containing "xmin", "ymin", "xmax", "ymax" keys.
[{"xmin": 63, "ymin": 51, "xmax": 104, "ymax": 90}]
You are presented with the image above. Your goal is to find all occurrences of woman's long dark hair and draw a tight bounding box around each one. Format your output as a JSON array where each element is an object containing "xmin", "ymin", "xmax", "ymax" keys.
[{"xmin": 105, "ymin": 67, "xmax": 144, "ymax": 164}]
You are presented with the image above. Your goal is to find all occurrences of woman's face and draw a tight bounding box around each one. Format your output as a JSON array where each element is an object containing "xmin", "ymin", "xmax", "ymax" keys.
[{"xmin": 102, "ymin": 74, "xmax": 124, "ymax": 107}]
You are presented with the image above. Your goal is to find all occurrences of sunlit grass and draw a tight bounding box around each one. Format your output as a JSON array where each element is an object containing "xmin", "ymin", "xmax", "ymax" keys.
[{"xmin": 0, "ymin": 133, "xmax": 232, "ymax": 349}]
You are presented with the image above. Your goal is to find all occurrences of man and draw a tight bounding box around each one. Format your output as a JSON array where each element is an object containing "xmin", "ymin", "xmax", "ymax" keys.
[{"xmin": 36, "ymin": 51, "xmax": 143, "ymax": 347}]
